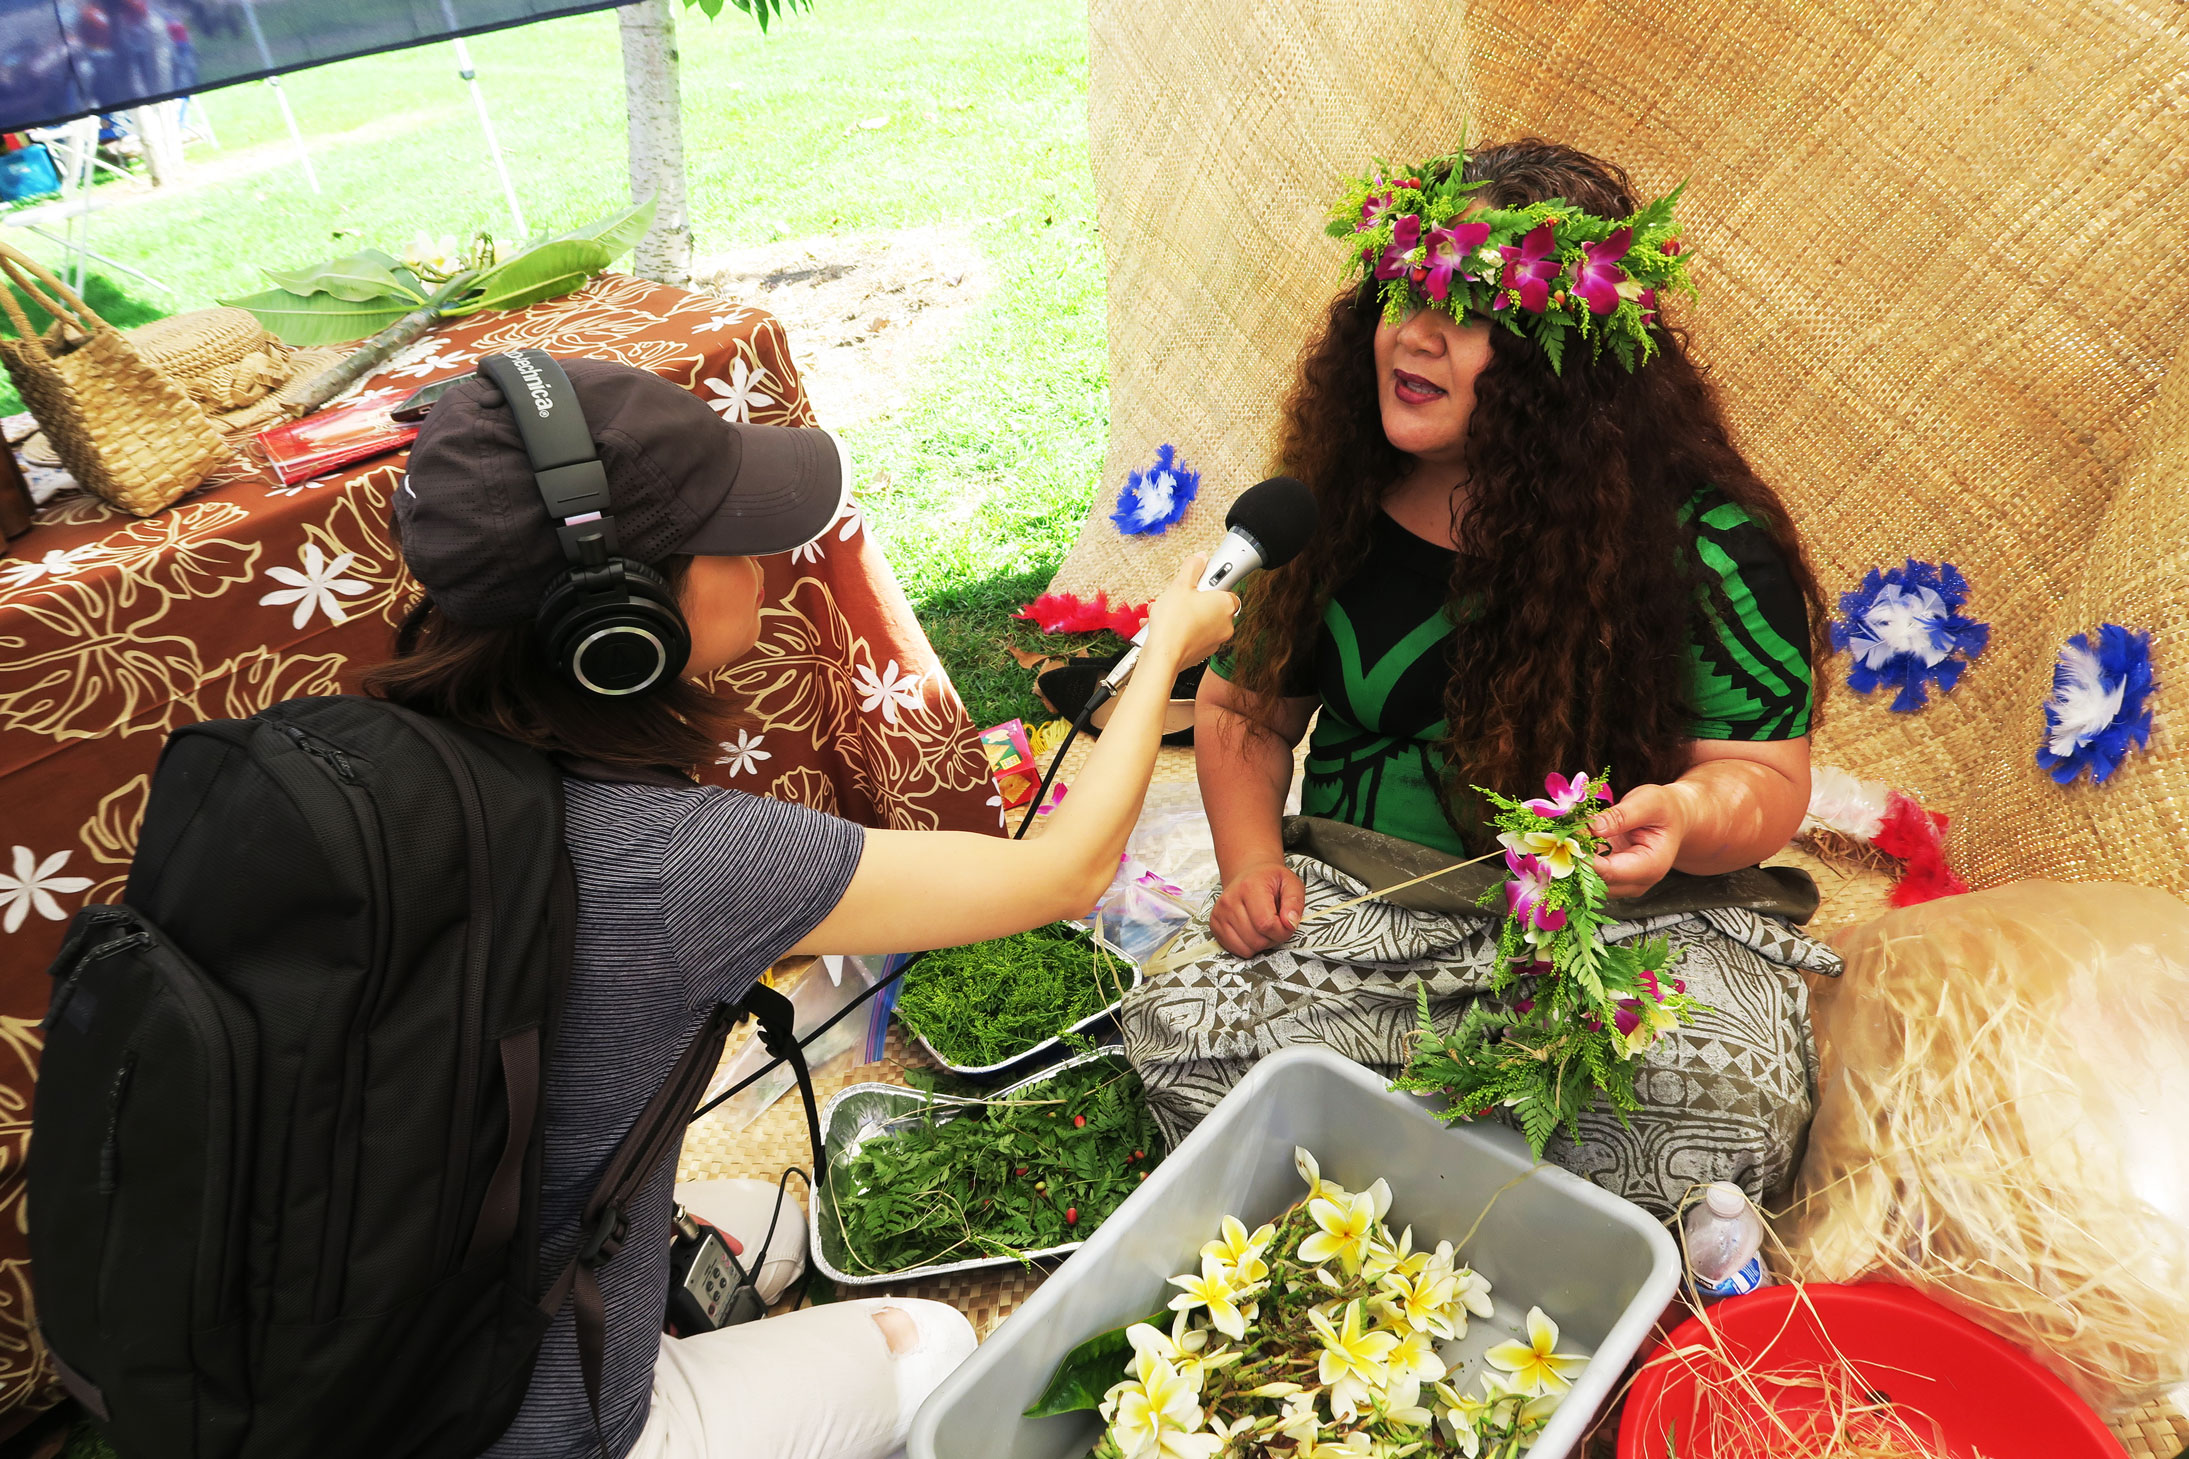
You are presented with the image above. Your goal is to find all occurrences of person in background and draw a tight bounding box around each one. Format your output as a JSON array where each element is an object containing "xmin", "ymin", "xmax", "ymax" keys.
[{"xmin": 375, "ymin": 359, "xmax": 1238, "ymax": 1459}]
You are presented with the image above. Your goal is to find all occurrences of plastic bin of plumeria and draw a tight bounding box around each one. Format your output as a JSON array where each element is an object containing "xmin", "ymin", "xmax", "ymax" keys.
[{"xmin": 907, "ymin": 1046, "xmax": 1678, "ymax": 1459}]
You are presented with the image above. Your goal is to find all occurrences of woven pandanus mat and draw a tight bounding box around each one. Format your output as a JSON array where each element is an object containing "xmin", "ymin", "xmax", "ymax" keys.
[
  {"xmin": 2115, "ymin": 1395, "xmax": 2189, "ymax": 1459},
  {"xmin": 1056, "ymin": 0, "xmax": 2189, "ymax": 896}
]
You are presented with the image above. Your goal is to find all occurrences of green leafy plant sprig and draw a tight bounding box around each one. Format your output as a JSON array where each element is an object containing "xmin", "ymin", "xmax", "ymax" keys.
[
  {"xmin": 222, "ymin": 199, "xmax": 657, "ymax": 347},
  {"xmin": 1392, "ymin": 770, "xmax": 1704, "ymax": 1158},
  {"xmin": 828, "ymin": 1059, "xmax": 1164, "ymax": 1276},
  {"xmin": 893, "ymin": 921, "xmax": 1135, "ymax": 1068}
]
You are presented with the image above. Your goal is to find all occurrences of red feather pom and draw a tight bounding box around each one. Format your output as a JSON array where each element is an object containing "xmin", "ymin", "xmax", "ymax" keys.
[
  {"xmin": 1872, "ymin": 791, "xmax": 1970, "ymax": 906},
  {"xmin": 1012, "ymin": 591, "xmax": 1150, "ymax": 639}
]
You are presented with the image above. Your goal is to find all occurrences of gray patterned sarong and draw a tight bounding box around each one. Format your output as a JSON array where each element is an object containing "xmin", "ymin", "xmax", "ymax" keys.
[{"xmin": 1119, "ymin": 819, "xmax": 1842, "ymax": 1216}]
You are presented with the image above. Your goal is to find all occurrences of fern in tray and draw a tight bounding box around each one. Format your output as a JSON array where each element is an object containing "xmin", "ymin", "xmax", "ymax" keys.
[
  {"xmin": 830, "ymin": 1059, "xmax": 1165, "ymax": 1277},
  {"xmin": 1392, "ymin": 771, "xmax": 1704, "ymax": 1157}
]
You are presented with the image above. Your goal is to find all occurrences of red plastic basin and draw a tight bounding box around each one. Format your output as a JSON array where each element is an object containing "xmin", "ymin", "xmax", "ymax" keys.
[{"xmin": 1615, "ymin": 1281, "xmax": 2124, "ymax": 1459}]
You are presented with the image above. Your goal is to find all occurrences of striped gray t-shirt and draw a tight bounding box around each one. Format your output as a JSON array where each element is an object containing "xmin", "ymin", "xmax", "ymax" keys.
[{"xmin": 483, "ymin": 777, "xmax": 865, "ymax": 1459}]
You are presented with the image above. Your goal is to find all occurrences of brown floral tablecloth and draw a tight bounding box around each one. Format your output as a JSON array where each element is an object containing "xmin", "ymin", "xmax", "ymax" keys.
[{"xmin": 0, "ymin": 273, "xmax": 995, "ymax": 1422}]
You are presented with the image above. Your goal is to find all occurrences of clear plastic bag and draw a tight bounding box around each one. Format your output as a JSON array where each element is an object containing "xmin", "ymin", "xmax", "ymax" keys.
[
  {"xmin": 703, "ymin": 954, "xmax": 887, "ymax": 1130},
  {"xmin": 1780, "ymin": 880, "xmax": 2189, "ymax": 1415}
]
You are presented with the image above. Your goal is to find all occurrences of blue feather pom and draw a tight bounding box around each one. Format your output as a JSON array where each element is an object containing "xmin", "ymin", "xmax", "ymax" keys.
[
  {"xmin": 2035, "ymin": 624, "xmax": 2155, "ymax": 785},
  {"xmin": 1830, "ymin": 559, "xmax": 1990, "ymax": 712},
  {"xmin": 1110, "ymin": 443, "xmax": 1199, "ymax": 536}
]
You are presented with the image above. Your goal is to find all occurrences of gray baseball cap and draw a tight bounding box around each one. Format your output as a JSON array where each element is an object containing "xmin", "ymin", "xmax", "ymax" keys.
[{"xmin": 394, "ymin": 356, "xmax": 849, "ymax": 626}]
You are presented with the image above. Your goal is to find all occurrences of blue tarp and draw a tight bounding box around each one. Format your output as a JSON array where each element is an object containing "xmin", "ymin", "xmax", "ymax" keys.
[{"xmin": 0, "ymin": 0, "xmax": 634, "ymax": 134}]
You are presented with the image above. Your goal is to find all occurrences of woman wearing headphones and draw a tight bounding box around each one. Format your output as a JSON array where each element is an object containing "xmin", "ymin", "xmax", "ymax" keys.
[{"xmin": 374, "ymin": 356, "xmax": 1238, "ymax": 1459}]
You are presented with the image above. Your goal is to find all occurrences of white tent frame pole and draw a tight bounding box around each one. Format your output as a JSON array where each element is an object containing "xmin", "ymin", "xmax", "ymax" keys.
[
  {"xmin": 435, "ymin": 0, "xmax": 528, "ymax": 240},
  {"xmin": 238, "ymin": 0, "xmax": 321, "ymax": 195}
]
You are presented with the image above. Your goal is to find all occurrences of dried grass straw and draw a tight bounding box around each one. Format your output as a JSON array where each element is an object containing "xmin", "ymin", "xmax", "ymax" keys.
[{"xmin": 1778, "ymin": 881, "xmax": 2189, "ymax": 1417}]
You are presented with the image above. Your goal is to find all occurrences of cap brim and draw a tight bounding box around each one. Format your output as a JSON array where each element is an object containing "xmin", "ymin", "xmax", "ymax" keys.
[{"xmin": 683, "ymin": 423, "xmax": 851, "ymax": 558}]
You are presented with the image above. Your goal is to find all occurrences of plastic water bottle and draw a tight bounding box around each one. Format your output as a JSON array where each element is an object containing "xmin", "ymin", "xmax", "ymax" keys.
[{"xmin": 1683, "ymin": 1182, "xmax": 1768, "ymax": 1299}]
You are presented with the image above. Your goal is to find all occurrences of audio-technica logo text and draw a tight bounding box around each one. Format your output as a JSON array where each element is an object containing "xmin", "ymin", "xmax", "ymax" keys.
[{"xmin": 511, "ymin": 353, "xmax": 555, "ymax": 419}]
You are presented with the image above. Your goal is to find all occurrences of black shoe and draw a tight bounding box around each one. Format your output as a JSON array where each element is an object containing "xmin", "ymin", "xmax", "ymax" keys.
[{"xmin": 1037, "ymin": 654, "xmax": 1203, "ymax": 746}]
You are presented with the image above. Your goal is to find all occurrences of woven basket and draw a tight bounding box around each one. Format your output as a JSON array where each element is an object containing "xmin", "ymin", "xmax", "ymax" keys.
[
  {"xmin": 126, "ymin": 308, "xmax": 308, "ymax": 415},
  {"xmin": 0, "ymin": 243, "xmax": 228, "ymax": 516}
]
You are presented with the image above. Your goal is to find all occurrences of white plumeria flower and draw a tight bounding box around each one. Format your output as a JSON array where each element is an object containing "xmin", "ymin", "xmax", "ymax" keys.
[
  {"xmin": 701, "ymin": 358, "xmax": 777, "ymax": 422},
  {"xmin": 852, "ymin": 658, "xmax": 925, "ymax": 724},
  {"xmin": 1168, "ymin": 1254, "xmax": 1254, "ymax": 1341},
  {"xmin": 1379, "ymin": 1326, "xmax": 1447, "ymax": 1412},
  {"xmin": 0, "ymin": 847, "xmax": 94, "ymax": 934},
  {"xmin": 691, "ymin": 309, "xmax": 750, "ymax": 335},
  {"xmin": 259, "ymin": 543, "xmax": 369, "ymax": 629},
  {"xmin": 1125, "ymin": 1317, "xmax": 1239, "ymax": 1391},
  {"xmin": 1298, "ymin": 1182, "xmax": 1391, "ymax": 1274},
  {"xmin": 1100, "ymin": 1355, "xmax": 1221, "ymax": 1459},
  {"xmin": 714, "ymin": 729, "xmax": 771, "ymax": 777},
  {"xmin": 1306, "ymin": 1301, "xmax": 1398, "ymax": 1422},
  {"xmin": 1294, "ymin": 1147, "xmax": 1351, "ymax": 1205},
  {"xmin": 0, "ymin": 544, "xmax": 105, "ymax": 588},
  {"xmin": 401, "ymin": 232, "xmax": 463, "ymax": 275},
  {"xmin": 384, "ymin": 345, "xmax": 470, "ymax": 381},
  {"xmin": 1483, "ymin": 1306, "xmax": 1589, "ymax": 1396},
  {"xmin": 1434, "ymin": 1381, "xmax": 1493, "ymax": 1459}
]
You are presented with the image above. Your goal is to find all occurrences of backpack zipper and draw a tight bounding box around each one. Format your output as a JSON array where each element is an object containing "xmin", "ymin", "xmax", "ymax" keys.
[
  {"xmin": 47, "ymin": 929, "xmax": 150, "ymax": 1030},
  {"xmin": 275, "ymin": 721, "xmax": 358, "ymax": 783},
  {"xmin": 95, "ymin": 1051, "xmax": 136, "ymax": 1196}
]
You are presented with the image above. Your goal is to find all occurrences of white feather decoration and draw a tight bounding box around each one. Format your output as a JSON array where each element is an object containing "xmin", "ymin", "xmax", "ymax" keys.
[
  {"xmin": 2045, "ymin": 640, "xmax": 2127, "ymax": 757},
  {"xmin": 1801, "ymin": 765, "xmax": 1890, "ymax": 841}
]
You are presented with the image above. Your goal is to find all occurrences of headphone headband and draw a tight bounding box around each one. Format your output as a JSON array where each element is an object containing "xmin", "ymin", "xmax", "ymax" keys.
[{"xmin": 476, "ymin": 351, "xmax": 618, "ymax": 565}]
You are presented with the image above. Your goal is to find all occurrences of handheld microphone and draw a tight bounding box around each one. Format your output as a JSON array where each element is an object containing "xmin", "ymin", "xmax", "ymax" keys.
[{"xmin": 1094, "ymin": 475, "xmax": 1318, "ymax": 703}]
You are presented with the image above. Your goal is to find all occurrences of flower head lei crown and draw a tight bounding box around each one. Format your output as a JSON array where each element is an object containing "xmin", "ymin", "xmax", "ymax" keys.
[{"xmin": 1327, "ymin": 152, "xmax": 1696, "ymax": 373}]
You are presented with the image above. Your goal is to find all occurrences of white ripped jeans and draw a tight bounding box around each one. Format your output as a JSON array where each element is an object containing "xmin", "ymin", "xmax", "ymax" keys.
[{"xmin": 627, "ymin": 1181, "xmax": 976, "ymax": 1459}]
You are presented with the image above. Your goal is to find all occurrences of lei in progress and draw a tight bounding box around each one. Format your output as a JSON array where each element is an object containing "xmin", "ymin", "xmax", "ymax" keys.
[
  {"xmin": 1394, "ymin": 772, "xmax": 1704, "ymax": 1157},
  {"xmin": 1328, "ymin": 155, "xmax": 1696, "ymax": 373}
]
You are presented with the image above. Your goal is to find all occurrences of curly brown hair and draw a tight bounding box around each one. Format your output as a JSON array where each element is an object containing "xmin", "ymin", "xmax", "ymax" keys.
[{"xmin": 1226, "ymin": 138, "xmax": 1827, "ymax": 844}]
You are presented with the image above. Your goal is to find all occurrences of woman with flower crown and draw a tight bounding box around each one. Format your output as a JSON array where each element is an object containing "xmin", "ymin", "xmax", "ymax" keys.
[{"xmin": 1119, "ymin": 139, "xmax": 1843, "ymax": 1214}]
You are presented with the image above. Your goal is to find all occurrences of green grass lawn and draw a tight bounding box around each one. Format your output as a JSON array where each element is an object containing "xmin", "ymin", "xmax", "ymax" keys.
[{"xmin": 4, "ymin": 0, "xmax": 1109, "ymax": 728}]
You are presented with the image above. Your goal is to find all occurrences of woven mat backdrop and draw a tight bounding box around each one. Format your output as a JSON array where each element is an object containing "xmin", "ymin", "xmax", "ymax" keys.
[{"xmin": 1055, "ymin": 0, "xmax": 2189, "ymax": 895}]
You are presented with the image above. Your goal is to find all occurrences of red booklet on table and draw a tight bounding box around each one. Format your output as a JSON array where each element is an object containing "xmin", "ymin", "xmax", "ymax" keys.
[{"xmin": 254, "ymin": 389, "xmax": 418, "ymax": 486}]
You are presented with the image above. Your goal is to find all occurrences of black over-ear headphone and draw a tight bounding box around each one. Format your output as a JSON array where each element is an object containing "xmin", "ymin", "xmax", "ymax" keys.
[{"xmin": 475, "ymin": 351, "xmax": 692, "ymax": 697}]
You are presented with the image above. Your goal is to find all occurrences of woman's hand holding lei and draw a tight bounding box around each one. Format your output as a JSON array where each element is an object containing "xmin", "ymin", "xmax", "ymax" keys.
[{"xmin": 1585, "ymin": 780, "xmax": 1694, "ymax": 898}]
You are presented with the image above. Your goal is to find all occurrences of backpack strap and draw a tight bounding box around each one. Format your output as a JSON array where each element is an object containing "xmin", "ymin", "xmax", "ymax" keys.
[{"xmin": 538, "ymin": 1000, "xmax": 742, "ymax": 1447}]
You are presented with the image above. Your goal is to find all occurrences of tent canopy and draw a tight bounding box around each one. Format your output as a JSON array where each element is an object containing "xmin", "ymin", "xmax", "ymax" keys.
[{"xmin": 0, "ymin": 0, "xmax": 636, "ymax": 134}]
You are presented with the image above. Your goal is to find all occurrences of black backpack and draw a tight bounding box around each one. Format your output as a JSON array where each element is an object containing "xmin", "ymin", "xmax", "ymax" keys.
[{"xmin": 28, "ymin": 695, "xmax": 751, "ymax": 1459}]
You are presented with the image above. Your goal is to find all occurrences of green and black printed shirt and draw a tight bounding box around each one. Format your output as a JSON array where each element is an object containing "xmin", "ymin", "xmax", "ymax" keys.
[{"xmin": 1209, "ymin": 493, "xmax": 1813, "ymax": 856}]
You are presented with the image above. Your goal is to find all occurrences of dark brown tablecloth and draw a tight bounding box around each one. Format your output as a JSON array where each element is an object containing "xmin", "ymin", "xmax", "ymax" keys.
[{"xmin": 0, "ymin": 273, "xmax": 995, "ymax": 1421}]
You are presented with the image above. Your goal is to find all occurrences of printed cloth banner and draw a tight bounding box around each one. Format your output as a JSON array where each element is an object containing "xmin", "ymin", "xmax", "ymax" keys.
[{"xmin": 0, "ymin": 272, "xmax": 995, "ymax": 1420}]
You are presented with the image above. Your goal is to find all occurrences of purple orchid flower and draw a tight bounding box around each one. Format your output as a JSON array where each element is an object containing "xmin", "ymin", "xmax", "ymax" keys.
[
  {"xmin": 1502, "ymin": 851, "xmax": 1567, "ymax": 934},
  {"xmin": 1614, "ymin": 999, "xmax": 1644, "ymax": 1037},
  {"xmin": 1375, "ymin": 214, "xmax": 1423, "ymax": 281},
  {"xmin": 1570, "ymin": 227, "xmax": 1633, "ymax": 315},
  {"xmin": 1513, "ymin": 998, "xmax": 1536, "ymax": 1015},
  {"xmin": 1417, "ymin": 220, "xmax": 1492, "ymax": 302},
  {"xmin": 1359, "ymin": 187, "xmax": 1398, "ymax": 231},
  {"xmin": 1638, "ymin": 287, "xmax": 1659, "ymax": 323},
  {"xmin": 1497, "ymin": 221, "xmax": 1561, "ymax": 313},
  {"xmin": 1522, "ymin": 771, "xmax": 1612, "ymax": 819}
]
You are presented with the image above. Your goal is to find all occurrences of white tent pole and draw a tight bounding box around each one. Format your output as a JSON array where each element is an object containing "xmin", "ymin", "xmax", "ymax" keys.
[
  {"xmin": 263, "ymin": 77, "xmax": 321, "ymax": 194},
  {"xmin": 238, "ymin": 0, "xmax": 321, "ymax": 194},
  {"xmin": 448, "ymin": 36, "xmax": 527, "ymax": 237}
]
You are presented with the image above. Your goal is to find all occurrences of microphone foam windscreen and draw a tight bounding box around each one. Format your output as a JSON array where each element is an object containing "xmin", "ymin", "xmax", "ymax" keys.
[{"xmin": 1224, "ymin": 476, "xmax": 1318, "ymax": 570}]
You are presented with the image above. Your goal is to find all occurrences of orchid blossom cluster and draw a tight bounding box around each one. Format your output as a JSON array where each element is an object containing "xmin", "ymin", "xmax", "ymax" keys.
[
  {"xmin": 1325, "ymin": 154, "xmax": 1696, "ymax": 373},
  {"xmin": 1394, "ymin": 772, "xmax": 1703, "ymax": 1158},
  {"xmin": 1074, "ymin": 1150, "xmax": 1586, "ymax": 1459}
]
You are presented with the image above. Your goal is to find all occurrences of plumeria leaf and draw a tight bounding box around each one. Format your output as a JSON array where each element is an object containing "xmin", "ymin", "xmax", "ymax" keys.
[
  {"xmin": 219, "ymin": 287, "xmax": 422, "ymax": 347},
  {"xmin": 554, "ymin": 196, "xmax": 657, "ymax": 260},
  {"xmin": 1024, "ymin": 1308, "xmax": 1169, "ymax": 1416},
  {"xmin": 446, "ymin": 239, "xmax": 616, "ymax": 316},
  {"xmin": 261, "ymin": 248, "xmax": 428, "ymax": 304}
]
